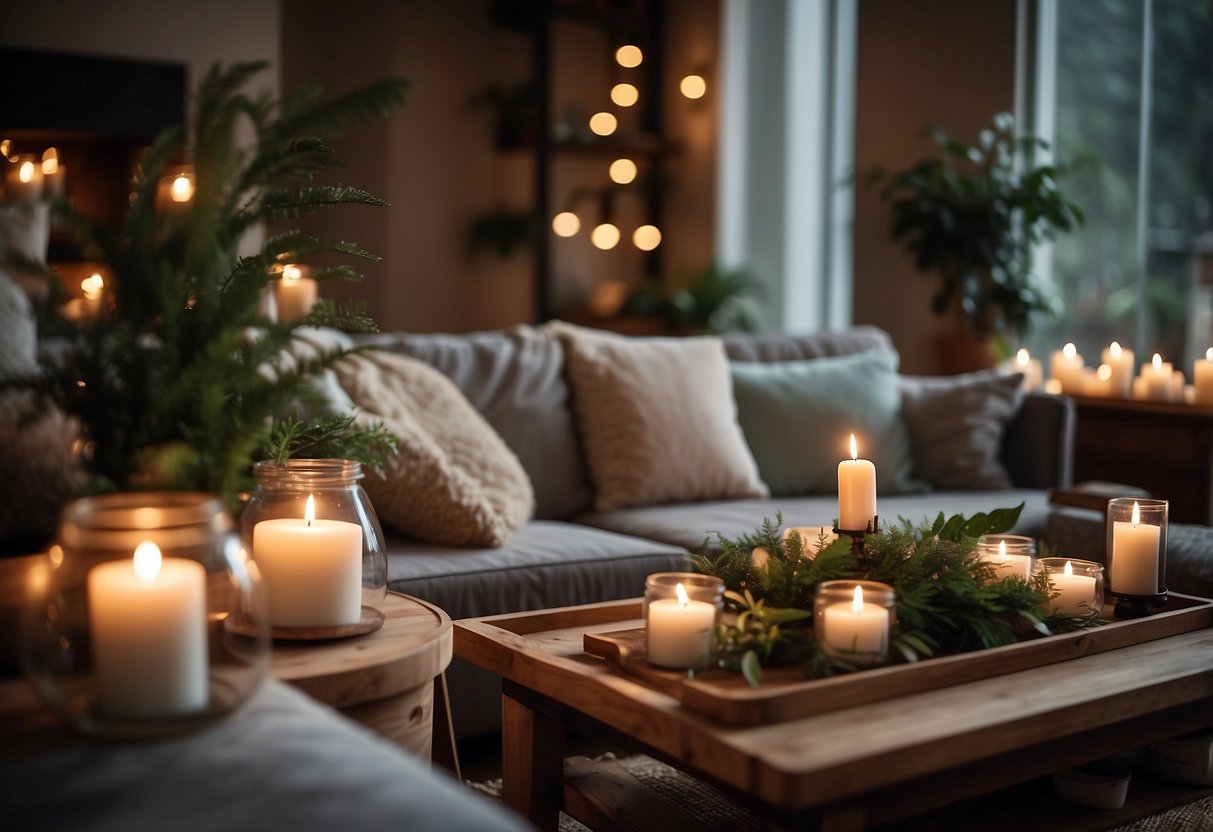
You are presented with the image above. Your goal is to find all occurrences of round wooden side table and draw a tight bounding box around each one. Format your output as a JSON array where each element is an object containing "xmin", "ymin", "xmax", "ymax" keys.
[{"xmin": 269, "ymin": 591, "xmax": 456, "ymax": 770}]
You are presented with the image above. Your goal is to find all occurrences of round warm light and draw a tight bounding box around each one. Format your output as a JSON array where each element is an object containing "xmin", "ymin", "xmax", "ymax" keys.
[
  {"xmin": 610, "ymin": 83, "xmax": 639, "ymax": 107},
  {"xmin": 18, "ymin": 161, "xmax": 34, "ymax": 184},
  {"xmin": 680, "ymin": 74, "xmax": 707, "ymax": 100},
  {"xmin": 590, "ymin": 223, "xmax": 621, "ymax": 250},
  {"xmin": 551, "ymin": 211, "xmax": 580, "ymax": 237},
  {"xmin": 589, "ymin": 112, "xmax": 618, "ymax": 137},
  {"xmin": 281, "ymin": 264, "xmax": 303, "ymax": 284},
  {"xmin": 633, "ymin": 225, "xmax": 662, "ymax": 251},
  {"xmin": 170, "ymin": 173, "xmax": 195, "ymax": 203},
  {"xmin": 608, "ymin": 158, "xmax": 637, "ymax": 185},
  {"xmin": 615, "ymin": 44, "xmax": 643, "ymax": 68}
]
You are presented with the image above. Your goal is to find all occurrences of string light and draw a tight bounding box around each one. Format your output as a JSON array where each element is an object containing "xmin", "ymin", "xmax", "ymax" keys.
[
  {"xmin": 608, "ymin": 159, "xmax": 637, "ymax": 185},
  {"xmin": 610, "ymin": 83, "xmax": 638, "ymax": 107},
  {"xmin": 551, "ymin": 211, "xmax": 580, "ymax": 237},
  {"xmin": 615, "ymin": 45, "xmax": 643, "ymax": 68},
  {"xmin": 589, "ymin": 112, "xmax": 617, "ymax": 136},
  {"xmin": 680, "ymin": 74, "xmax": 707, "ymax": 100},
  {"xmin": 633, "ymin": 225, "xmax": 662, "ymax": 251},
  {"xmin": 590, "ymin": 223, "xmax": 621, "ymax": 250}
]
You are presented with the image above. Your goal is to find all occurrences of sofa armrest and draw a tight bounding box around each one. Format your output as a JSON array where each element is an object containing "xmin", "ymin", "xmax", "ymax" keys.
[{"xmin": 1001, "ymin": 392, "xmax": 1075, "ymax": 490}]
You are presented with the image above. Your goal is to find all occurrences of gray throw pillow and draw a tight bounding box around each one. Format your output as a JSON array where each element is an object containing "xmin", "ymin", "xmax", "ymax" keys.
[{"xmin": 899, "ymin": 370, "xmax": 1025, "ymax": 490}]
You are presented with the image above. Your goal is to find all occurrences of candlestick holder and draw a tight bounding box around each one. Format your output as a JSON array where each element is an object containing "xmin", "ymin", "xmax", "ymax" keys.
[
  {"xmin": 20, "ymin": 492, "xmax": 270, "ymax": 738},
  {"xmin": 1105, "ymin": 497, "xmax": 1168, "ymax": 619},
  {"xmin": 833, "ymin": 515, "xmax": 879, "ymax": 568},
  {"xmin": 239, "ymin": 459, "xmax": 388, "ymax": 639}
]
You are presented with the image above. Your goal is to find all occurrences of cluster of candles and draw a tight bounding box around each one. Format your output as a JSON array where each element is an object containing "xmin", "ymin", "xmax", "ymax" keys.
[
  {"xmin": 83, "ymin": 492, "xmax": 365, "ymax": 717},
  {"xmin": 2, "ymin": 145, "xmax": 67, "ymax": 201},
  {"xmin": 1015, "ymin": 342, "xmax": 1213, "ymax": 405},
  {"xmin": 643, "ymin": 437, "xmax": 1168, "ymax": 671}
]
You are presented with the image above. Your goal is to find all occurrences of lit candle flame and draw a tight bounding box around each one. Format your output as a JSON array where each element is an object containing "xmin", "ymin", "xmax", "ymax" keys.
[
  {"xmin": 282, "ymin": 264, "xmax": 303, "ymax": 284},
  {"xmin": 1153, "ymin": 353, "xmax": 1163, "ymax": 371},
  {"xmin": 1110, "ymin": 341, "xmax": 1121, "ymax": 360},
  {"xmin": 133, "ymin": 541, "xmax": 163, "ymax": 583},
  {"xmin": 1097, "ymin": 364, "xmax": 1112, "ymax": 381},
  {"xmin": 304, "ymin": 494, "xmax": 315, "ymax": 527},
  {"xmin": 18, "ymin": 160, "xmax": 34, "ymax": 183},
  {"xmin": 1131, "ymin": 500, "xmax": 1140, "ymax": 527},
  {"xmin": 42, "ymin": 147, "xmax": 59, "ymax": 175},
  {"xmin": 999, "ymin": 540, "xmax": 1007, "ymax": 562},
  {"xmin": 1207, "ymin": 347, "xmax": 1212, "ymax": 363},
  {"xmin": 1015, "ymin": 348, "xmax": 1029, "ymax": 366},
  {"xmin": 170, "ymin": 173, "xmax": 194, "ymax": 202},
  {"xmin": 1064, "ymin": 560, "xmax": 1073, "ymax": 577},
  {"xmin": 849, "ymin": 433, "xmax": 858, "ymax": 461},
  {"xmin": 851, "ymin": 584, "xmax": 864, "ymax": 613},
  {"xmin": 675, "ymin": 581, "xmax": 689, "ymax": 608},
  {"xmin": 81, "ymin": 273, "xmax": 104, "ymax": 301},
  {"xmin": 1063, "ymin": 343, "xmax": 1076, "ymax": 360}
]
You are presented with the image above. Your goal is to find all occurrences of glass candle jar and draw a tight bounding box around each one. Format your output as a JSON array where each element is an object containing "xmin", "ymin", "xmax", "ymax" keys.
[
  {"xmin": 20, "ymin": 492, "xmax": 269, "ymax": 737},
  {"xmin": 814, "ymin": 580, "xmax": 895, "ymax": 667},
  {"xmin": 643, "ymin": 573, "xmax": 724, "ymax": 670},
  {"xmin": 1105, "ymin": 498, "xmax": 1168, "ymax": 598},
  {"xmin": 973, "ymin": 534, "xmax": 1037, "ymax": 581},
  {"xmin": 1035, "ymin": 557, "xmax": 1105, "ymax": 617},
  {"xmin": 239, "ymin": 459, "xmax": 387, "ymax": 634}
]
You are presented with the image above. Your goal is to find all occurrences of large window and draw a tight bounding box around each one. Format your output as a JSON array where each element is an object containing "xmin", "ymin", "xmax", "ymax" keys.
[{"xmin": 1027, "ymin": 0, "xmax": 1213, "ymax": 369}]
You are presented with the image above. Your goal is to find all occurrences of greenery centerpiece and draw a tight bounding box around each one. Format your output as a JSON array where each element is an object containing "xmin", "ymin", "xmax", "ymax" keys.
[
  {"xmin": 693, "ymin": 506, "xmax": 1099, "ymax": 686},
  {"xmin": 3, "ymin": 62, "xmax": 408, "ymax": 510},
  {"xmin": 874, "ymin": 112, "xmax": 1086, "ymax": 370}
]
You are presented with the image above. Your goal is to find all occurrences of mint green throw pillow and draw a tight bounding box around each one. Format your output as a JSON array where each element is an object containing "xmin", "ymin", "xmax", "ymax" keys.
[{"xmin": 730, "ymin": 351, "xmax": 925, "ymax": 497}]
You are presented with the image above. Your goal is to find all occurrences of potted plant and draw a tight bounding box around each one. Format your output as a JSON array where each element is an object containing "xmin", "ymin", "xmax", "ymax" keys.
[{"xmin": 876, "ymin": 112, "xmax": 1086, "ymax": 373}]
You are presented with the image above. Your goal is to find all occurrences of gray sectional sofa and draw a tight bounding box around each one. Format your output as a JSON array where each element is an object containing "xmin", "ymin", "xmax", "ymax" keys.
[{"xmin": 356, "ymin": 324, "xmax": 1075, "ymax": 737}]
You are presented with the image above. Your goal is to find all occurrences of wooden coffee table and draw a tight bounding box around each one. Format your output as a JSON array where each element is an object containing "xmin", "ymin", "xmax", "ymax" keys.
[
  {"xmin": 455, "ymin": 598, "xmax": 1213, "ymax": 831},
  {"xmin": 270, "ymin": 591, "xmax": 458, "ymax": 773}
]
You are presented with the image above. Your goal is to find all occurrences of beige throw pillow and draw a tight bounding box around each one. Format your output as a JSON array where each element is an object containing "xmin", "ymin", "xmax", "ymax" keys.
[
  {"xmin": 552, "ymin": 323, "xmax": 768, "ymax": 511},
  {"xmin": 331, "ymin": 349, "xmax": 534, "ymax": 547}
]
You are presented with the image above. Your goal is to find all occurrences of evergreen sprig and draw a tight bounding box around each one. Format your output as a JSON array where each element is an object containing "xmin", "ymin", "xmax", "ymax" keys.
[
  {"xmin": 263, "ymin": 413, "xmax": 398, "ymax": 472},
  {"xmin": 3, "ymin": 62, "xmax": 409, "ymax": 507},
  {"xmin": 694, "ymin": 506, "xmax": 1102, "ymax": 686}
]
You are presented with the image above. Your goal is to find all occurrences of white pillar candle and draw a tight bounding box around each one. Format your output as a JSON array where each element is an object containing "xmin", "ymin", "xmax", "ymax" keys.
[
  {"xmin": 1194, "ymin": 348, "xmax": 1213, "ymax": 406},
  {"xmin": 1143, "ymin": 353, "xmax": 1174, "ymax": 402},
  {"xmin": 822, "ymin": 585, "xmax": 889, "ymax": 659},
  {"xmin": 1049, "ymin": 560, "xmax": 1098, "ymax": 616},
  {"xmin": 88, "ymin": 542, "xmax": 208, "ymax": 717},
  {"xmin": 981, "ymin": 539, "xmax": 1034, "ymax": 581},
  {"xmin": 252, "ymin": 494, "xmax": 364, "ymax": 627},
  {"xmin": 274, "ymin": 264, "xmax": 319, "ymax": 322},
  {"xmin": 1050, "ymin": 343, "xmax": 1084, "ymax": 394},
  {"xmin": 646, "ymin": 582, "xmax": 716, "ymax": 668},
  {"xmin": 837, "ymin": 434, "xmax": 877, "ymax": 531},
  {"xmin": 1083, "ymin": 364, "xmax": 1113, "ymax": 397},
  {"xmin": 4, "ymin": 156, "xmax": 44, "ymax": 201},
  {"xmin": 1100, "ymin": 341, "xmax": 1135, "ymax": 398},
  {"xmin": 42, "ymin": 149, "xmax": 66, "ymax": 198},
  {"xmin": 1110, "ymin": 501, "xmax": 1160, "ymax": 595},
  {"xmin": 1172, "ymin": 369, "xmax": 1186, "ymax": 402},
  {"xmin": 1013, "ymin": 348, "xmax": 1044, "ymax": 392}
]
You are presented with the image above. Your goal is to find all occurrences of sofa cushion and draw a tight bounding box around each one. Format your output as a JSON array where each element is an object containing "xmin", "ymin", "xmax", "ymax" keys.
[
  {"xmin": 900, "ymin": 370, "xmax": 1025, "ymax": 490},
  {"xmin": 723, "ymin": 325, "xmax": 895, "ymax": 362},
  {"xmin": 356, "ymin": 326, "xmax": 592, "ymax": 521},
  {"xmin": 576, "ymin": 489, "xmax": 1052, "ymax": 552},
  {"xmin": 730, "ymin": 351, "xmax": 922, "ymax": 496},
  {"xmin": 0, "ymin": 679, "xmax": 528, "ymax": 832},
  {"xmin": 331, "ymin": 349, "xmax": 534, "ymax": 547},
  {"xmin": 552, "ymin": 322, "xmax": 768, "ymax": 511}
]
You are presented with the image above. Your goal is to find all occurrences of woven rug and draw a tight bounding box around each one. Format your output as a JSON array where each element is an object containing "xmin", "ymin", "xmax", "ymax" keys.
[{"xmin": 466, "ymin": 753, "xmax": 1213, "ymax": 831}]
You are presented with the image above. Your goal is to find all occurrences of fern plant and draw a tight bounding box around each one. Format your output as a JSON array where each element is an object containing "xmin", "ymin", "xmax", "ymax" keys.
[{"xmin": 4, "ymin": 62, "xmax": 408, "ymax": 507}]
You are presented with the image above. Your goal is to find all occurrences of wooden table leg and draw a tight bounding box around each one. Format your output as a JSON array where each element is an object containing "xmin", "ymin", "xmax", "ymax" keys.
[
  {"xmin": 502, "ymin": 685, "xmax": 565, "ymax": 832},
  {"xmin": 430, "ymin": 673, "xmax": 461, "ymax": 779}
]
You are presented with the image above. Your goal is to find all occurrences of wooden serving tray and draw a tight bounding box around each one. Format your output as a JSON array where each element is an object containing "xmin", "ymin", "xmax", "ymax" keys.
[{"xmin": 584, "ymin": 593, "xmax": 1213, "ymax": 727}]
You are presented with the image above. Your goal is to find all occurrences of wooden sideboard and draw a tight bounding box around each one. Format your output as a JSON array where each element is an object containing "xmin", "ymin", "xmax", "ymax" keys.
[{"xmin": 1072, "ymin": 396, "xmax": 1213, "ymax": 525}]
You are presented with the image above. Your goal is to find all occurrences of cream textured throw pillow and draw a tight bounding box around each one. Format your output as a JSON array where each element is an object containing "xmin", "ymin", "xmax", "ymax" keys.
[
  {"xmin": 330, "ymin": 349, "xmax": 534, "ymax": 547},
  {"xmin": 552, "ymin": 323, "xmax": 768, "ymax": 511}
]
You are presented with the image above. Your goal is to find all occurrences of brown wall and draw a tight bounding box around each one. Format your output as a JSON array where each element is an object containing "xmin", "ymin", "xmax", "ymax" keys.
[{"xmin": 853, "ymin": 0, "xmax": 1018, "ymax": 373}]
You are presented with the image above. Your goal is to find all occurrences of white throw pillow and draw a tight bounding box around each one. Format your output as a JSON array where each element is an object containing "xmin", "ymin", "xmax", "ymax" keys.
[
  {"xmin": 330, "ymin": 349, "xmax": 534, "ymax": 547},
  {"xmin": 551, "ymin": 322, "xmax": 768, "ymax": 511}
]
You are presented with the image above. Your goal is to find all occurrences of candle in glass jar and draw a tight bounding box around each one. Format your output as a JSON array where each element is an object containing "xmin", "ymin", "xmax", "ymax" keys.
[
  {"xmin": 981, "ymin": 539, "xmax": 1034, "ymax": 581},
  {"xmin": 646, "ymin": 582, "xmax": 716, "ymax": 669},
  {"xmin": 1049, "ymin": 560, "xmax": 1097, "ymax": 616},
  {"xmin": 1110, "ymin": 501, "xmax": 1160, "ymax": 595},
  {"xmin": 252, "ymin": 494, "xmax": 364, "ymax": 627},
  {"xmin": 88, "ymin": 541, "xmax": 209, "ymax": 716},
  {"xmin": 837, "ymin": 434, "xmax": 876, "ymax": 531},
  {"xmin": 822, "ymin": 584, "xmax": 889, "ymax": 659}
]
